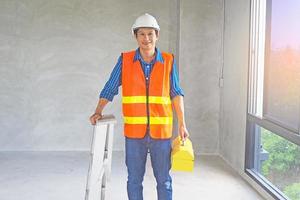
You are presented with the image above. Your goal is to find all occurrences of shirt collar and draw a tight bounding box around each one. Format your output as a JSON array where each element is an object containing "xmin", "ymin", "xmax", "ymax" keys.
[{"xmin": 133, "ymin": 47, "xmax": 164, "ymax": 64}]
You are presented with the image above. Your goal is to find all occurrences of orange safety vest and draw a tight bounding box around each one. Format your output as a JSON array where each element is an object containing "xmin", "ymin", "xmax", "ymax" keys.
[{"xmin": 122, "ymin": 50, "xmax": 173, "ymax": 139}]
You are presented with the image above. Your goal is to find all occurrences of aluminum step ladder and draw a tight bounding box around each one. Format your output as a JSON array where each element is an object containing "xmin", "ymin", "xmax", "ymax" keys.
[{"xmin": 85, "ymin": 115, "xmax": 116, "ymax": 200}]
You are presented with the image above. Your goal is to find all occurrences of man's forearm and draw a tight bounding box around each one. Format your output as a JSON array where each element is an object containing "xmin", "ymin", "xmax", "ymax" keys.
[
  {"xmin": 172, "ymin": 95, "xmax": 186, "ymax": 126},
  {"xmin": 95, "ymin": 98, "xmax": 109, "ymax": 114}
]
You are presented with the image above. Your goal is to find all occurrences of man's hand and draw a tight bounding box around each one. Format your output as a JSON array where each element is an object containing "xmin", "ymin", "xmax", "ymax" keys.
[
  {"xmin": 179, "ymin": 124, "xmax": 189, "ymax": 141},
  {"xmin": 90, "ymin": 98, "xmax": 109, "ymax": 125},
  {"xmin": 89, "ymin": 113, "xmax": 103, "ymax": 125}
]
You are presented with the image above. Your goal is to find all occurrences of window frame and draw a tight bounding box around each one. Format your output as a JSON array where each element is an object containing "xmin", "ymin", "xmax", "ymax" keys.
[
  {"xmin": 245, "ymin": 0, "xmax": 300, "ymax": 199},
  {"xmin": 247, "ymin": 0, "xmax": 300, "ymax": 145}
]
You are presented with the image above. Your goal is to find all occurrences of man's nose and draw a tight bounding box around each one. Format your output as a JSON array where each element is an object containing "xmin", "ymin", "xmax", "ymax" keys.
[{"xmin": 144, "ymin": 35, "xmax": 150, "ymax": 40}]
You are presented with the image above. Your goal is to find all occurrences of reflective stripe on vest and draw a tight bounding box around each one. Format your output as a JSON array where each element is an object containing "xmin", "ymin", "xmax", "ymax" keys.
[
  {"xmin": 122, "ymin": 96, "xmax": 171, "ymax": 104},
  {"xmin": 124, "ymin": 116, "xmax": 173, "ymax": 124}
]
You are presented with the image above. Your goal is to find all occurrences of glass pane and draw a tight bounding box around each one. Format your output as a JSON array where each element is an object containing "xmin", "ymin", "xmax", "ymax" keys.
[
  {"xmin": 260, "ymin": 127, "xmax": 300, "ymax": 200},
  {"xmin": 264, "ymin": 0, "xmax": 300, "ymax": 131}
]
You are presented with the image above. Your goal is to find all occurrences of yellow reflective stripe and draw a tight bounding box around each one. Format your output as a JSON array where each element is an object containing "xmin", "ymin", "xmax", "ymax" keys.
[
  {"xmin": 124, "ymin": 117, "xmax": 147, "ymax": 124},
  {"xmin": 122, "ymin": 96, "xmax": 171, "ymax": 104},
  {"xmin": 150, "ymin": 117, "xmax": 173, "ymax": 124},
  {"xmin": 124, "ymin": 117, "xmax": 173, "ymax": 125},
  {"xmin": 122, "ymin": 96, "xmax": 146, "ymax": 103},
  {"xmin": 149, "ymin": 96, "xmax": 171, "ymax": 104}
]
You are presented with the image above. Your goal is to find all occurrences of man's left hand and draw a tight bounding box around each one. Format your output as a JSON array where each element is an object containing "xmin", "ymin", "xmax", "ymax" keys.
[{"xmin": 178, "ymin": 124, "xmax": 189, "ymax": 141}]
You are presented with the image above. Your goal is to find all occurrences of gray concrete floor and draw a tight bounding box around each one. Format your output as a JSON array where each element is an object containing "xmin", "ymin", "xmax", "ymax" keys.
[{"xmin": 0, "ymin": 151, "xmax": 265, "ymax": 200}]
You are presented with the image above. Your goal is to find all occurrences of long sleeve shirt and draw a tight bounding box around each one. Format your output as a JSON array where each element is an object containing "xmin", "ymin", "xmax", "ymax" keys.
[{"xmin": 99, "ymin": 48, "xmax": 184, "ymax": 101}]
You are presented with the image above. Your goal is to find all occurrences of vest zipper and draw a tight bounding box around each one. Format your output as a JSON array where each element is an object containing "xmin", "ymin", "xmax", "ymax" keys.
[
  {"xmin": 146, "ymin": 75, "xmax": 150, "ymax": 135},
  {"xmin": 139, "ymin": 60, "xmax": 151, "ymax": 135}
]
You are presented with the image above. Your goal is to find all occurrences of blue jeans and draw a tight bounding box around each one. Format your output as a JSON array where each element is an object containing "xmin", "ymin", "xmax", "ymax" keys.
[{"xmin": 125, "ymin": 134, "xmax": 172, "ymax": 200}]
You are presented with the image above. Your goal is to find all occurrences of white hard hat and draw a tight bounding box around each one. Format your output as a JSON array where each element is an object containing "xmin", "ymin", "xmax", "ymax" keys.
[{"xmin": 132, "ymin": 13, "xmax": 160, "ymax": 34}]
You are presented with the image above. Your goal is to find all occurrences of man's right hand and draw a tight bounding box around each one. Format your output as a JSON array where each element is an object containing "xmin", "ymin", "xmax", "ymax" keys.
[{"xmin": 89, "ymin": 113, "xmax": 103, "ymax": 125}]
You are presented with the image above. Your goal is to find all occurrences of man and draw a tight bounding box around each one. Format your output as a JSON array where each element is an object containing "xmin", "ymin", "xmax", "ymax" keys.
[{"xmin": 89, "ymin": 13, "xmax": 189, "ymax": 200}]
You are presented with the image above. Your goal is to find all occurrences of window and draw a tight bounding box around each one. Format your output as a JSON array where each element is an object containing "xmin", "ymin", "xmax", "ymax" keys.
[
  {"xmin": 263, "ymin": 0, "xmax": 300, "ymax": 132},
  {"xmin": 260, "ymin": 127, "xmax": 300, "ymax": 193},
  {"xmin": 246, "ymin": 0, "xmax": 300, "ymax": 199}
]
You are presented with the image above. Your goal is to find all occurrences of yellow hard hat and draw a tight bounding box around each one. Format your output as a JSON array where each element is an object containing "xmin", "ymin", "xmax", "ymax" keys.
[{"xmin": 132, "ymin": 13, "xmax": 160, "ymax": 34}]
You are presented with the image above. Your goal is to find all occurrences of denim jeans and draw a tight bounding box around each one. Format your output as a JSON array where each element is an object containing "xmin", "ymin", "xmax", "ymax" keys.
[{"xmin": 125, "ymin": 134, "xmax": 172, "ymax": 200}]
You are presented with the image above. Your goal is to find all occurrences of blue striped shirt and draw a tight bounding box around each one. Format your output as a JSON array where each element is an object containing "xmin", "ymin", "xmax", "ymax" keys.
[{"xmin": 99, "ymin": 48, "xmax": 184, "ymax": 101}]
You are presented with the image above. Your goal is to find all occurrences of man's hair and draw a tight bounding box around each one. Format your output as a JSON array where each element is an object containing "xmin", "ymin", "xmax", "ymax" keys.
[{"xmin": 134, "ymin": 28, "xmax": 159, "ymax": 37}]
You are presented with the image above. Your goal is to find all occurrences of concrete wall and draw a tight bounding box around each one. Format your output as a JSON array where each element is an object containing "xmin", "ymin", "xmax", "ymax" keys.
[
  {"xmin": 0, "ymin": 0, "xmax": 223, "ymax": 153},
  {"xmin": 220, "ymin": 0, "xmax": 250, "ymax": 171},
  {"xmin": 180, "ymin": 0, "xmax": 223, "ymax": 154},
  {"xmin": 0, "ymin": 0, "xmax": 177, "ymax": 151}
]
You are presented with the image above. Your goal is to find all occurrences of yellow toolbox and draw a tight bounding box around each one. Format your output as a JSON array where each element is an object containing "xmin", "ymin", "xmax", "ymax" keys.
[{"xmin": 171, "ymin": 136, "xmax": 194, "ymax": 172}]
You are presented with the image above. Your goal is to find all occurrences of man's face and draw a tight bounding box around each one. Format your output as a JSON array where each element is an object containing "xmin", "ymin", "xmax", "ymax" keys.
[{"xmin": 135, "ymin": 28, "xmax": 159, "ymax": 51}]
